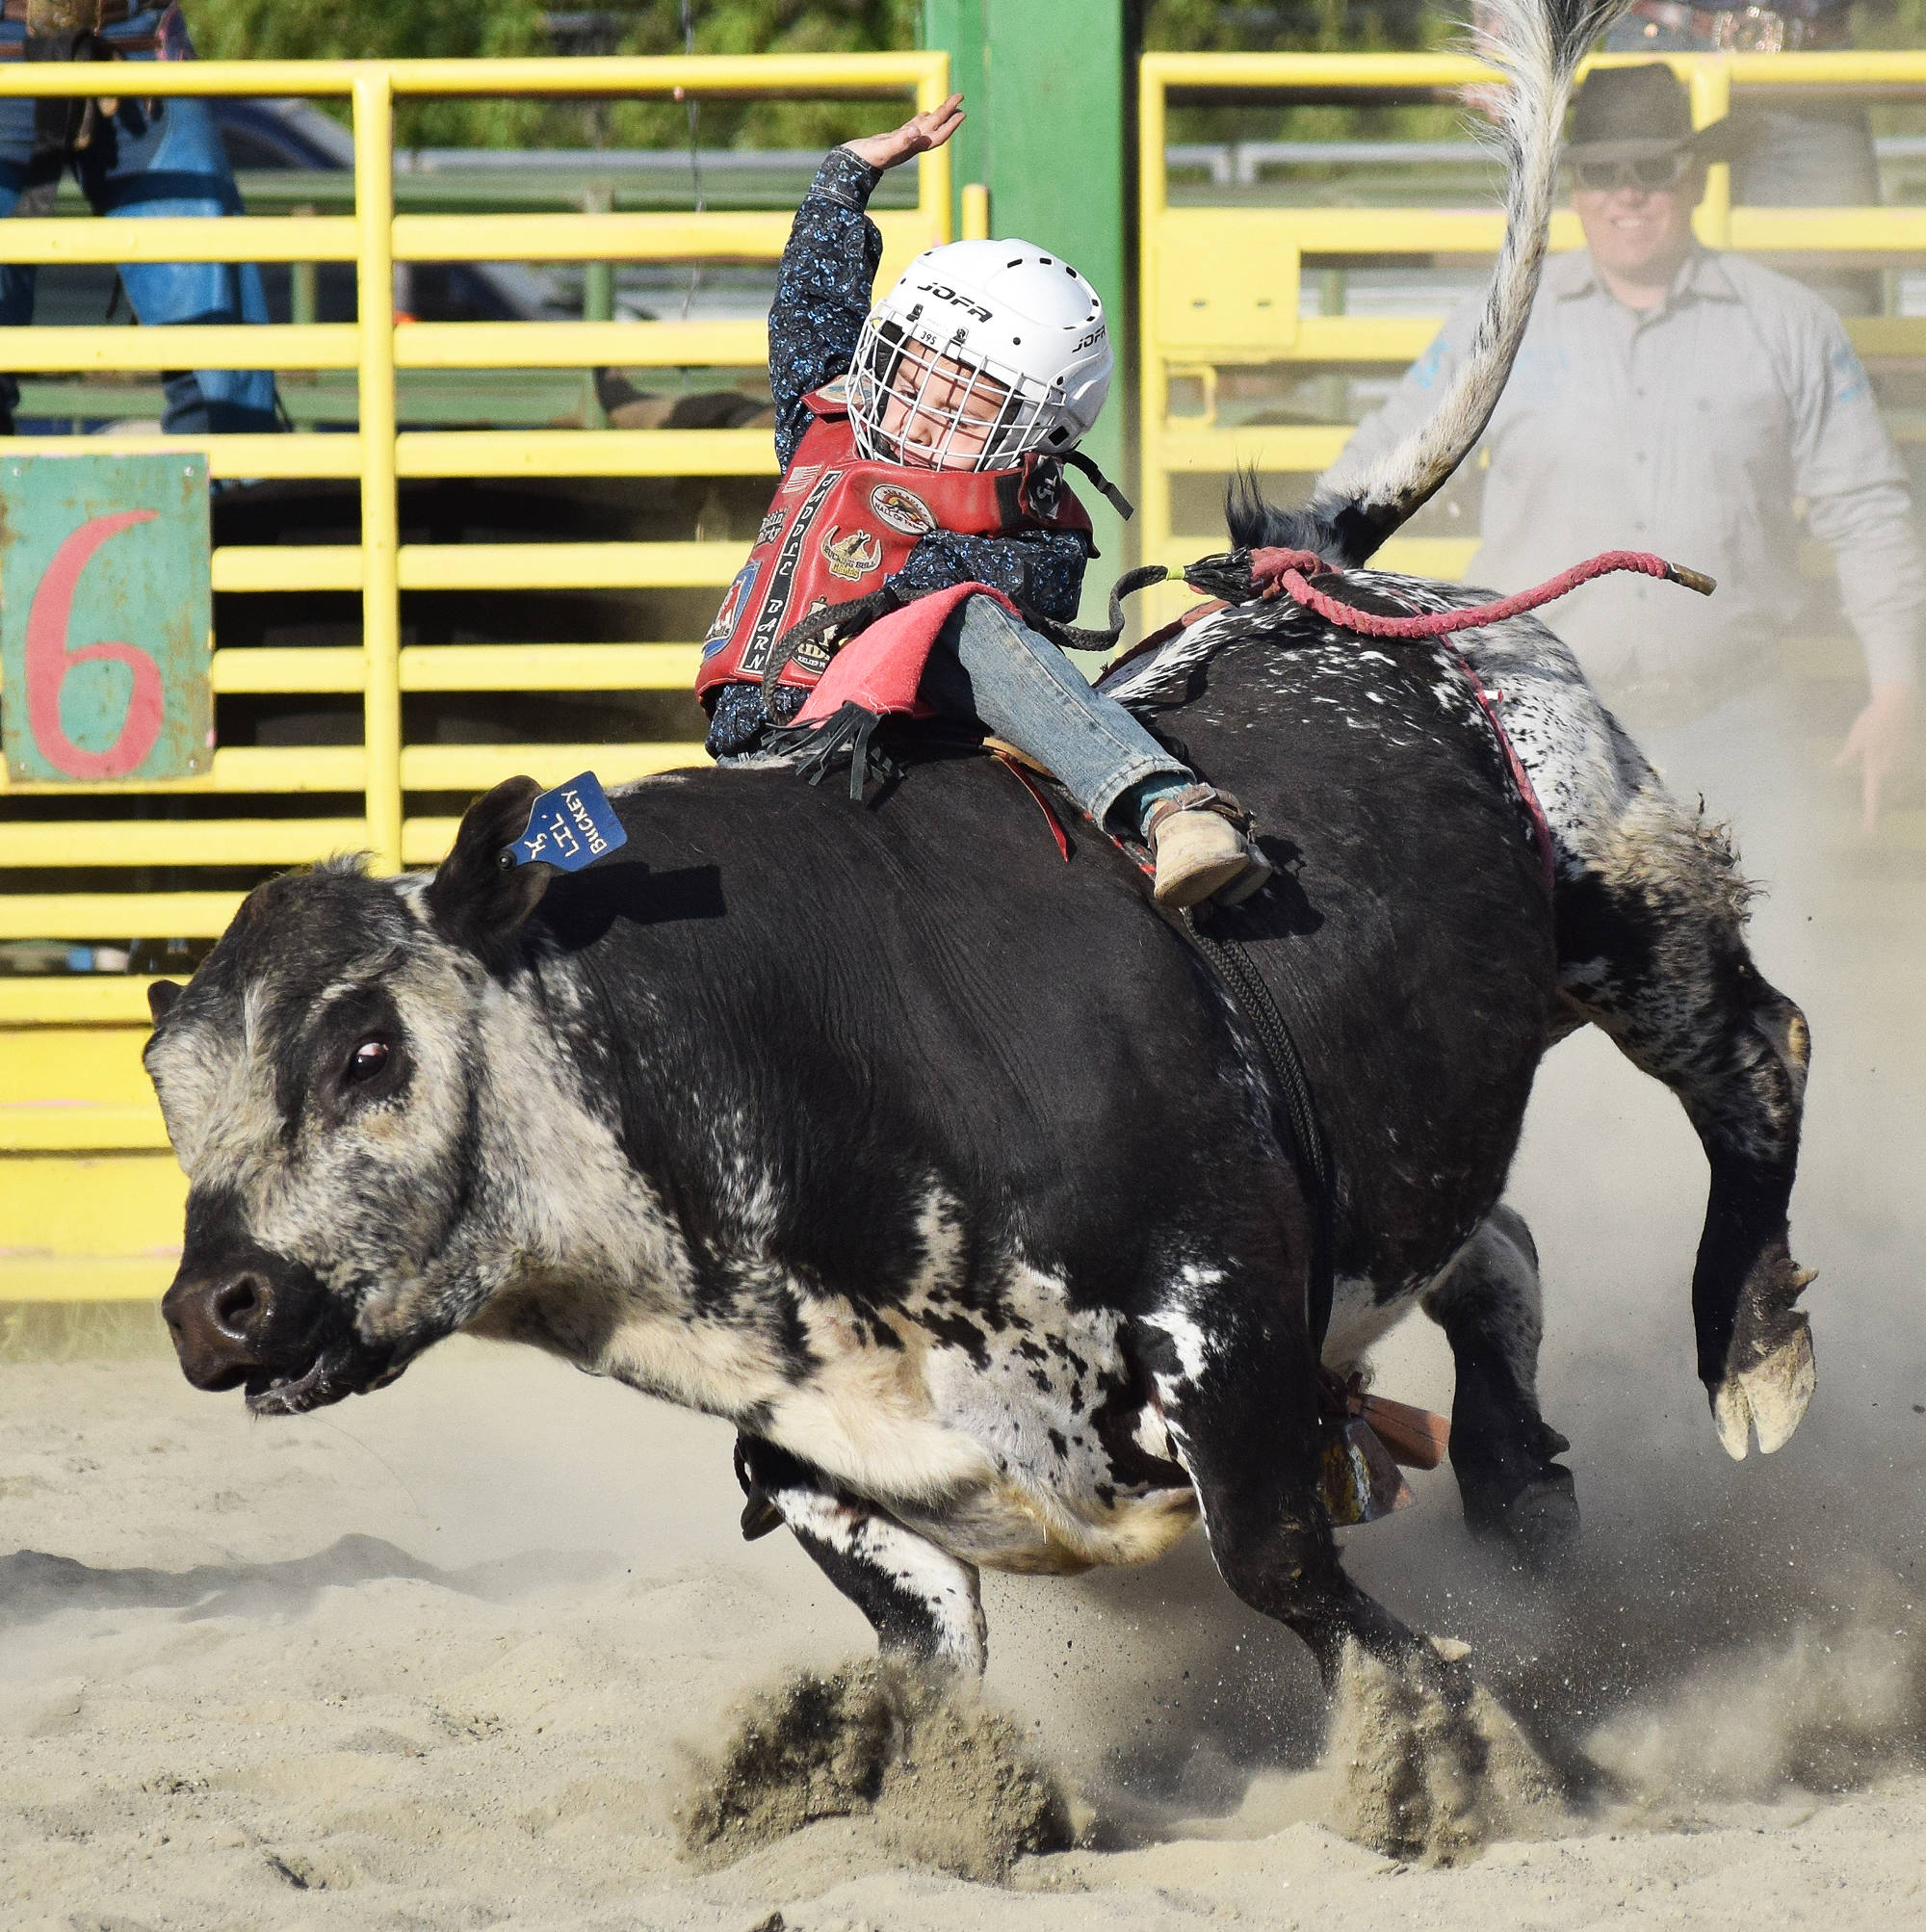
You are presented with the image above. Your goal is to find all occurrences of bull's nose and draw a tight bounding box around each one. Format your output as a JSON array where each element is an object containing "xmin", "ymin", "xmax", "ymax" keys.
[{"xmin": 162, "ymin": 1269, "xmax": 274, "ymax": 1391}]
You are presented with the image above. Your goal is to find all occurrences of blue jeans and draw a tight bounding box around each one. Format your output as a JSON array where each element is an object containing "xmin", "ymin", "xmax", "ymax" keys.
[
  {"xmin": 0, "ymin": 7, "xmax": 278, "ymax": 432},
  {"xmin": 921, "ymin": 594, "xmax": 1190, "ymax": 828}
]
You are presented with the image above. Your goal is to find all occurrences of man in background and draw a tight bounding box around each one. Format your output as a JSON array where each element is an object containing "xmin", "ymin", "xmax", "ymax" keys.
[
  {"xmin": 1607, "ymin": 0, "xmax": 1875, "ymax": 312},
  {"xmin": 1321, "ymin": 62, "xmax": 1920, "ymax": 833}
]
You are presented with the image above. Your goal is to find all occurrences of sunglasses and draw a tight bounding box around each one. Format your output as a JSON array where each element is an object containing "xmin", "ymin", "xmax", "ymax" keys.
[{"xmin": 1574, "ymin": 149, "xmax": 1696, "ymax": 193}]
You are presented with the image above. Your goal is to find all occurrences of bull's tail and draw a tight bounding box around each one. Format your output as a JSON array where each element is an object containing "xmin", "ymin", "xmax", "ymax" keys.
[{"xmin": 1229, "ymin": 0, "xmax": 1626, "ymax": 568}]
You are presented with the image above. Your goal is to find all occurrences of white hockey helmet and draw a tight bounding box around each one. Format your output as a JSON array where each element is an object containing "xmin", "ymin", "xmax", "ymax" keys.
[{"xmin": 846, "ymin": 238, "xmax": 1112, "ymax": 472}]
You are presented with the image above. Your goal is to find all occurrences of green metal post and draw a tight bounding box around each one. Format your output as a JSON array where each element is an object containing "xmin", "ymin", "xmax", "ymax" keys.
[
  {"xmin": 920, "ymin": 0, "xmax": 988, "ymax": 235},
  {"xmin": 923, "ymin": 0, "xmax": 1134, "ymax": 616}
]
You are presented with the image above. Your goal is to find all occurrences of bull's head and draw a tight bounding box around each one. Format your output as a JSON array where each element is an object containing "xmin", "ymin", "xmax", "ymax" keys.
[{"xmin": 146, "ymin": 779, "xmax": 557, "ymax": 1414}]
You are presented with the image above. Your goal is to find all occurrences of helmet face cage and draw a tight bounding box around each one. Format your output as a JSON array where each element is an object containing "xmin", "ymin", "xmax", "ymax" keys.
[{"xmin": 847, "ymin": 313, "xmax": 1061, "ymax": 472}]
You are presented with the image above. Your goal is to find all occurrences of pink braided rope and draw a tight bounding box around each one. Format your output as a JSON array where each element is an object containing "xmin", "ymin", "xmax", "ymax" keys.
[
  {"xmin": 1227, "ymin": 542, "xmax": 1717, "ymax": 896},
  {"xmin": 1243, "ymin": 546, "xmax": 1715, "ymax": 639}
]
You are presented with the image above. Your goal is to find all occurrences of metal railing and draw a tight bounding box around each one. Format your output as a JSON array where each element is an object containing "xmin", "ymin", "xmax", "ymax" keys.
[
  {"xmin": 0, "ymin": 55, "xmax": 949, "ymax": 934},
  {"xmin": 1138, "ymin": 50, "xmax": 1926, "ymax": 623},
  {"xmin": 0, "ymin": 53, "xmax": 950, "ymax": 1300}
]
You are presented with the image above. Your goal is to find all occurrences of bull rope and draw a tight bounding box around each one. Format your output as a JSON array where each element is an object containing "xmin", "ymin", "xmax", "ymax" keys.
[
  {"xmin": 1243, "ymin": 543, "xmax": 1716, "ymax": 640},
  {"xmin": 1226, "ymin": 545, "xmax": 1715, "ymax": 897}
]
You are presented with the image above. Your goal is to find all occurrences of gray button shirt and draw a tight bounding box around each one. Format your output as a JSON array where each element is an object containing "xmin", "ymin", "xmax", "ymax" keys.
[{"xmin": 1321, "ymin": 246, "xmax": 1923, "ymax": 693}]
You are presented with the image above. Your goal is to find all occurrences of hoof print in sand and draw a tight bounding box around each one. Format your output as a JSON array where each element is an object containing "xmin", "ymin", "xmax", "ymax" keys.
[
  {"xmin": 678, "ymin": 1658, "xmax": 1070, "ymax": 1881},
  {"xmin": 1324, "ymin": 1639, "xmax": 1566, "ymax": 1865}
]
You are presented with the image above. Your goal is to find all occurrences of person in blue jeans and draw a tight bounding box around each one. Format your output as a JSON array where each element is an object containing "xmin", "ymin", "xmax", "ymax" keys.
[{"xmin": 0, "ymin": 0, "xmax": 278, "ymax": 433}]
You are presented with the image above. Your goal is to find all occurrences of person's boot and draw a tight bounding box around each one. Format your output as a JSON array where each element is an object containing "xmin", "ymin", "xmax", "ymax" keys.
[{"xmin": 1146, "ymin": 787, "xmax": 1264, "ymax": 908}]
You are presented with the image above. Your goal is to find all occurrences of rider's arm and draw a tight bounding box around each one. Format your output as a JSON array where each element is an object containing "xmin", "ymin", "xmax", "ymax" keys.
[{"xmin": 768, "ymin": 147, "xmax": 884, "ymax": 469}]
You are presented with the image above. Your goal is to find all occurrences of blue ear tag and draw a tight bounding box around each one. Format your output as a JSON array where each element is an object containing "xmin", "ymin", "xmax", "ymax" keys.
[{"xmin": 503, "ymin": 772, "xmax": 628, "ymax": 872}]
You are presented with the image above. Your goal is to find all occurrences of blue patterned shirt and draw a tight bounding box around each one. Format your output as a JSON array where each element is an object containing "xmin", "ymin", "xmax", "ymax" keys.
[{"xmin": 707, "ymin": 146, "xmax": 1093, "ymax": 757}]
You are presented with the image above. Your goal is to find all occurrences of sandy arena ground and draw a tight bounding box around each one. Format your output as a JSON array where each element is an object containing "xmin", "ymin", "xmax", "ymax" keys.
[{"xmin": 5, "ymin": 753, "xmax": 1926, "ymax": 1930}]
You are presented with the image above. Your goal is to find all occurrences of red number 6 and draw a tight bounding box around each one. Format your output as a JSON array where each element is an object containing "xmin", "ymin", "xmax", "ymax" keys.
[{"xmin": 24, "ymin": 509, "xmax": 165, "ymax": 781}]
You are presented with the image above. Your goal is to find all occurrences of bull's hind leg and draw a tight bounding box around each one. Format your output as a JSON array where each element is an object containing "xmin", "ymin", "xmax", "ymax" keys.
[
  {"xmin": 1557, "ymin": 788, "xmax": 1814, "ymax": 1459},
  {"xmin": 1423, "ymin": 1207, "xmax": 1576, "ymax": 1569},
  {"xmin": 734, "ymin": 1435, "xmax": 986, "ymax": 1675}
]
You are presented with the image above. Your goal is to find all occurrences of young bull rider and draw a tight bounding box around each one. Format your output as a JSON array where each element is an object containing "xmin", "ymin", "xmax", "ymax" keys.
[{"xmin": 697, "ymin": 96, "xmax": 1266, "ymax": 908}]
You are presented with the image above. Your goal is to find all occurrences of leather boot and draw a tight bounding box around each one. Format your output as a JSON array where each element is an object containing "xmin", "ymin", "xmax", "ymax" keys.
[{"xmin": 1149, "ymin": 799, "xmax": 1257, "ymax": 908}]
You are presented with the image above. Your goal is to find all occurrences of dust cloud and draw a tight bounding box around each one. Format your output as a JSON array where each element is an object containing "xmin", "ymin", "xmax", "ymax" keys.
[{"xmin": 679, "ymin": 1658, "xmax": 1070, "ymax": 1880}]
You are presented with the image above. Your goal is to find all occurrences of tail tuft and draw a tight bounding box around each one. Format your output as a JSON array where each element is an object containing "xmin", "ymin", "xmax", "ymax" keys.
[{"xmin": 1226, "ymin": 467, "xmax": 1337, "ymax": 556}]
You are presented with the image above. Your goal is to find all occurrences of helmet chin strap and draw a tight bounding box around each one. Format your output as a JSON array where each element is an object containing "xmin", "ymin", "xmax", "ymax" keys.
[{"xmin": 1063, "ymin": 451, "xmax": 1133, "ymax": 521}]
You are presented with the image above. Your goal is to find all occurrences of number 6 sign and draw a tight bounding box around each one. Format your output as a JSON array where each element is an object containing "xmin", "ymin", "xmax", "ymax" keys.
[{"xmin": 1, "ymin": 454, "xmax": 212, "ymax": 784}]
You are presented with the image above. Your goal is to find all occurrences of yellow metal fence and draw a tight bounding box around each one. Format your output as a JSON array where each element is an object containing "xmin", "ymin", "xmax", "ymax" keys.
[
  {"xmin": 1140, "ymin": 50, "xmax": 1926, "ymax": 620},
  {"xmin": 13, "ymin": 47, "xmax": 1926, "ymax": 1302},
  {"xmin": 0, "ymin": 53, "xmax": 951, "ymax": 1300}
]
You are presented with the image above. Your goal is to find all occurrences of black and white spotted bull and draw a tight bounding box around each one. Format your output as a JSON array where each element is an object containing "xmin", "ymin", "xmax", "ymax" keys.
[{"xmin": 143, "ymin": 0, "xmax": 1811, "ymax": 1798}]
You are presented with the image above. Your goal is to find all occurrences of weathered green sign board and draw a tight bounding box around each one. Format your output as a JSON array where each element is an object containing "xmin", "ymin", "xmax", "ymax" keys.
[{"xmin": 0, "ymin": 453, "xmax": 212, "ymax": 784}]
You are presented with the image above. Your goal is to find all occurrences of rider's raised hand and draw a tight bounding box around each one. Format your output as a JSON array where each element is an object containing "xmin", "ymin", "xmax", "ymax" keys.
[{"xmin": 842, "ymin": 94, "xmax": 965, "ymax": 172}]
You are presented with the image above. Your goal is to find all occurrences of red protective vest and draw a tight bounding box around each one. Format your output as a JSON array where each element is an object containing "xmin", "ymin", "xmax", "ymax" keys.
[{"xmin": 695, "ymin": 387, "xmax": 1092, "ymax": 704}]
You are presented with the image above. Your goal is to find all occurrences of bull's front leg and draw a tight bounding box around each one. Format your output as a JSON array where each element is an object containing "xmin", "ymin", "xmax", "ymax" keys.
[
  {"xmin": 1137, "ymin": 1264, "xmax": 1411, "ymax": 1682},
  {"xmin": 1136, "ymin": 1252, "xmax": 1551, "ymax": 1862},
  {"xmin": 733, "ymin": 1435, "xmax": 986, "ymax": 1676}
]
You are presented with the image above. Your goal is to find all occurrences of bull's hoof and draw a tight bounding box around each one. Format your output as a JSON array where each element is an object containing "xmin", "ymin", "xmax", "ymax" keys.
[
  {"xmin": 1323, "ymin": 1635, "xmax": 1567, "ymax": 1863},
  {"xmin": 1464, "ymin": 1463, "xmax": 1578, "ymax": 1574},
  {"xmin": 1712, "ymin": 1317, "xmax": 1816, "ymax": 1461},
  {"xmin": 676, "ymin": 1658, "xmax": 1069, "ymax": 1881}
]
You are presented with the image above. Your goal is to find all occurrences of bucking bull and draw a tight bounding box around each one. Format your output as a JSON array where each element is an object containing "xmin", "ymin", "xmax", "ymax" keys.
[{"xmin": 143, "ymin": 0, "xmax": 1814, "ymax": 1847}]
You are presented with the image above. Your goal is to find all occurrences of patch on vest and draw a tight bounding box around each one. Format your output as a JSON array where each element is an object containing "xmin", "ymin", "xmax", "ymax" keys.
[
  {"xmin": 792, "ymin": 597, "xmax": 835, "ymax": 672},
  {"xmin": 755, "ymin": 509, "xmax": 785, "ymax": 545},
  {"xmin": 821, "ymin": 525, "xmax": 883, "ymax": 583},
  {"xmin": 869, "ymin": 483, "xmax": 938, "ymax": 537},
  {"xmin": 780, "ymin": 464, "xmax": 823, "ymax": 500},
  {"xmin": 705, "ymin": 561, "xmax": 760, "ymax": 656},
  {"xmin": 503, "ymin": 772, "xmax": 627, "ymax": 872}
]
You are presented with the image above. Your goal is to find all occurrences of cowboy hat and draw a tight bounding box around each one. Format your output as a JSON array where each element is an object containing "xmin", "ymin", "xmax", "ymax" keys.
[{"xmin": 1566, "ymin": 62, "xmax": 1740, "ymax": 165}]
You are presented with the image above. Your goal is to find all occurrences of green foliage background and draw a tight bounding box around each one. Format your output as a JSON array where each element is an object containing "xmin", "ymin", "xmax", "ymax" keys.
[
  {"xmin": 193, "ymin": 1, "xmax": 923, "ymax": 148},
  {"xmin": 191, "ymin": 1, "xmax": 1926, "ymax": 147}
]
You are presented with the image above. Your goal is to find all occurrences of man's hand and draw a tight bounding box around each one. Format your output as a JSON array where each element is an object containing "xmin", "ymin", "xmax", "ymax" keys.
[
  {"xmin": 1835, "ymin": 680, "xmax": 1916, "ymax": 832},
  {"xmin": 842, "ymin": 94, "xmax": 965, "ymax": 173}
]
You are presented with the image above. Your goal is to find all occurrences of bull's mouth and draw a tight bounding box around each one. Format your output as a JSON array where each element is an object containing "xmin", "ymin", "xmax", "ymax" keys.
[{"xmin": 244, "ymin": 1345, "xmax": 407, "ymax": 1417}]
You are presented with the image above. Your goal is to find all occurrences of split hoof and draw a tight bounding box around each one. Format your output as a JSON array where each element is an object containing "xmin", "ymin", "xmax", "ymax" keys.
[
  {"xmin": 1712, "ymin": 1318, "xmax": 1816, "ymax": 1460},
  {"xmin": 1495, "ymin": 1468, "xmax": 1579, "ymax": 1574}
]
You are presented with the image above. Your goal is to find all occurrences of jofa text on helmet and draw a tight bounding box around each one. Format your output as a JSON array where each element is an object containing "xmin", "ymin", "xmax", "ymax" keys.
[{"xmin": 914, "ymin": 280, "xmax": 994, "ymax": 324}]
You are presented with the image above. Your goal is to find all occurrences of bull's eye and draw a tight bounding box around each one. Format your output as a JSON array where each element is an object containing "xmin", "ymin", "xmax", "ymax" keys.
[{"xmin": 346, "ymin": 1038, "xmax": 391, "ymax": 1084}]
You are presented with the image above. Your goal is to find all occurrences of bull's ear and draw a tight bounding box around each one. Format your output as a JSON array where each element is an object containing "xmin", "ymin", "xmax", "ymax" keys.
[
  {"xmin": 147, "ymin": 979, "xmax": 182, "ymax": 1026},
  {"xmin": 426, "ymin": 776, "xmax": 552, "ymax": 966}
]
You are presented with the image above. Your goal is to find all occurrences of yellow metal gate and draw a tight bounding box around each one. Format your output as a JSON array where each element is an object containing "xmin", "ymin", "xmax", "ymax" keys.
[{"xmin": 0, "ymin": 53, "xmax": 951, "ymax": 1304}]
